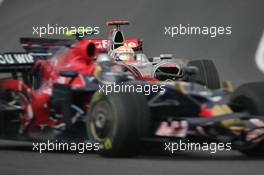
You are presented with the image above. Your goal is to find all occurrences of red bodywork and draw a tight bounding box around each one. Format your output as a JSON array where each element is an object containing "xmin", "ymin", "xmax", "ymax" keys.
[
  {"xmin": 0, "ymin": 36, "xmax": 155, "ymax": 132},
  {"xmin": 0, "ymin": 20, "xmax": 155, "ymax": 132},
  {"xmin": 0, "ymin": 40, "xmax": 99, "ymax": 130}
]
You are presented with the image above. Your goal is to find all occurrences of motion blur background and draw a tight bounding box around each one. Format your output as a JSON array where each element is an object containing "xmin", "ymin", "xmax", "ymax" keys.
[
  {"xmin": 0, "ymin": 0, "xmax": 264, "ymax": 86},
  {"xmin": 0, "ymin": 0, "xmax": 264, "ymax": 175}
]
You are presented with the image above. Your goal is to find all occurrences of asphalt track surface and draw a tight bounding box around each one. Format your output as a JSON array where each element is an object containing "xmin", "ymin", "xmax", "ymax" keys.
[{"xmin": 0, "ymin": 0, "xmax": 264, "ymax": 175}]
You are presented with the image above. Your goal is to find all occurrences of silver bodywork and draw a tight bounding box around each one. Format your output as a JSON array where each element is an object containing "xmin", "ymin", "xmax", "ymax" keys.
[{"xmin": 126, "ymin": 54, "xmax": 189, "ymax": 79}]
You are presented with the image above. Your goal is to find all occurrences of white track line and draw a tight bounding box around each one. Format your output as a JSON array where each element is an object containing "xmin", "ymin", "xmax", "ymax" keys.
[{"xmin": 255, "ymin": 31, "xmax": 264, "ymax": 73}]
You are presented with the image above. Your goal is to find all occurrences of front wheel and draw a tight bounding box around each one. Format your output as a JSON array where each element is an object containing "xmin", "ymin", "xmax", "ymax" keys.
[
  {"xmin": 187, "ymin": 59, "xmax": 220, "ymax": 89},
  {"xmin": 230, "ymin": 82, "xmax": 264, "ymax": 156},
  {"xmin": 86, "ymin": 91, "xmax": 150, "ymax": 157}
]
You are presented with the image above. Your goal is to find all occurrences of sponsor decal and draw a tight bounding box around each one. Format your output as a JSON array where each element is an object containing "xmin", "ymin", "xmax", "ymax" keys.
[
  {"xmin": 94, "ymin": 39, "xmax": 139, "ymax": 49},
  {"xmin": 104, "ymin": 138, "xmax": 112, "ymax": 150},
  {"xmin": 0, "ymin": 53, "xmax": 34, "ymax": 65}
]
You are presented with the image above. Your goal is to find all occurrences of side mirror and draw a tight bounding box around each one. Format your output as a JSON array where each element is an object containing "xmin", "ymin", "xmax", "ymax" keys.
[{"xmin": 60, "ymin": 70, "xmax": 78, "ymax": 78}]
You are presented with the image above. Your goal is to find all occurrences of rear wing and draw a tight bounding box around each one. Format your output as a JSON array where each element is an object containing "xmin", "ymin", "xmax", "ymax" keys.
[
  {"xmin": 0, "ymin": 38, "xmax": 76, "ymax": 80},
  {"xmin": 0, "ymin": 53, "xmax": 35, "ymax": 72},
  {"xmin": 0, "ymin": 53, "xmax": 36, "ymax": 84},
  {"xmin": 0, "ymin": 36, "xmax": 143, "ymax": 72},
  {"xmin": 0, "ymin": 37, "xmax": 77, "ymax": 83}
]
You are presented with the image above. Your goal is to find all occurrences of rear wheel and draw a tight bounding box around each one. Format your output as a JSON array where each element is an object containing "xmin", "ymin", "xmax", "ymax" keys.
[
  {"xmin": 230, "ymin": 82, "xmax": 264, "ymax": 156},
  {"xmin": 188, "ymin": 59, "xmax": 220, "ymax": 89},
  {"xmin": 87, "ymin": 91, "xmax": 150, "ymax": 157}
]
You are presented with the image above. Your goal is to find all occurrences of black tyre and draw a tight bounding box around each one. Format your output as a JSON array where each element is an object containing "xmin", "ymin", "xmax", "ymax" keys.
[
  {"xmin": 87, "ymin": 91, "xmax": 150, "ymax": 157},
  {"xmin": 230, "ymin": 82, "xmax": 264, "ymax": 156},
  {"xmin": 188, "ymin": 59, "xmax": 220, "ymax": 89}
]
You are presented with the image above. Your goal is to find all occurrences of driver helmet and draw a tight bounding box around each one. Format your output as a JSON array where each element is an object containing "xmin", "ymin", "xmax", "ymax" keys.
[{"xmin": 111, "ymin": 45, "xmax": 135, "ymax": 61}]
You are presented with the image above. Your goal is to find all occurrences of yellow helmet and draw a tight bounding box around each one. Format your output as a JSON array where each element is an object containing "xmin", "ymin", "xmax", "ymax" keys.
[{"xmin": 111, "ymin": 45, "xmax": 135, "ymax": 61}]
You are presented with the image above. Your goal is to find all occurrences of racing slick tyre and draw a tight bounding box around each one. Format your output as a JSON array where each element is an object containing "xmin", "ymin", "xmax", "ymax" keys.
[
  {"xmin": 188, "ymin": 59, "xmax": 220, "ymax": 89},
  {"xmin": 230, "ymin": 82, "xmax": 264, "ymax": 156},
  {"xmin": 87, "ymin": 91, "xmax": 150, "ymax": 157}
]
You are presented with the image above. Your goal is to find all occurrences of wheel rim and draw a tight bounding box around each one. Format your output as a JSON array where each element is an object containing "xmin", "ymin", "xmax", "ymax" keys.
[{"xmin": 90, "ymin": 101, "xmax": 113, "ymax": 141}]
